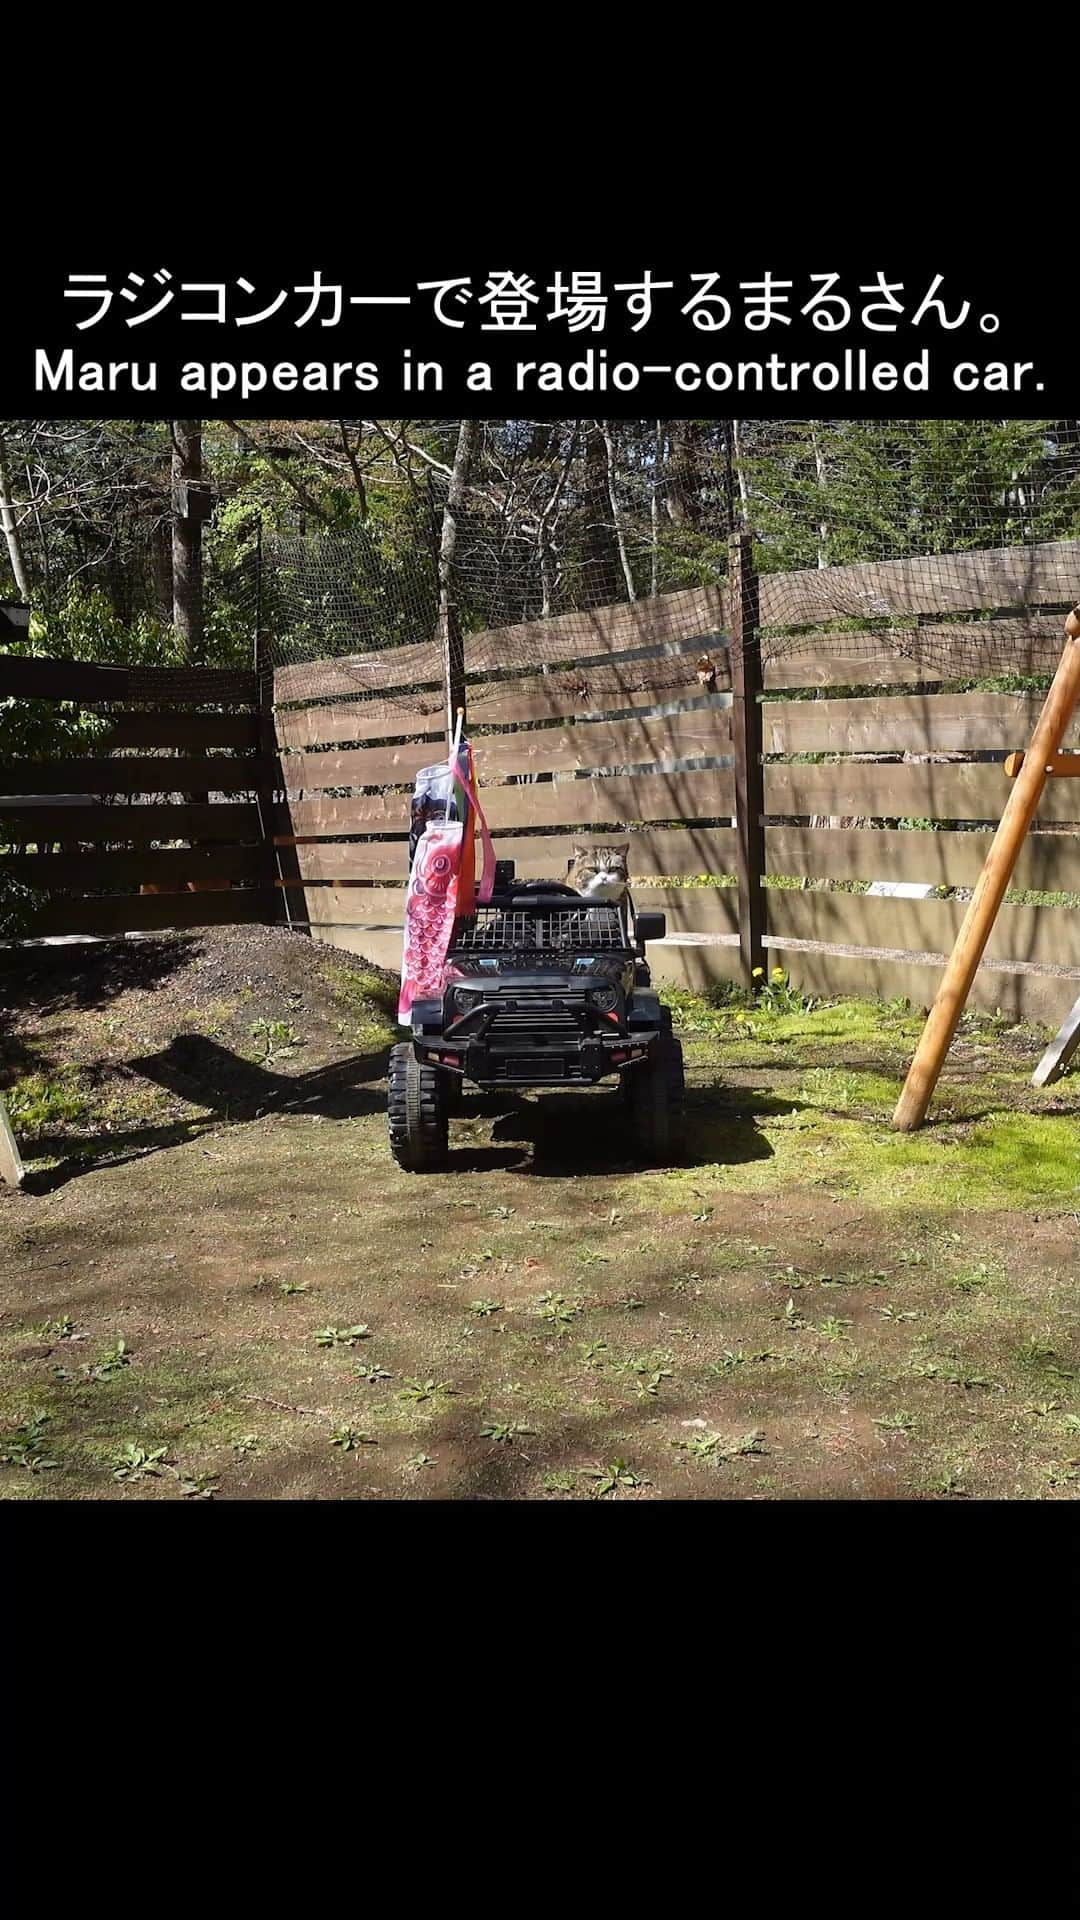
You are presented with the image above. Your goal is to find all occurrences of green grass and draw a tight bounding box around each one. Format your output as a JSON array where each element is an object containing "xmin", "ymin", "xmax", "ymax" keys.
[
  {"xmin": 4, "ymin": 1070, "xmax": 90, "ymax": 1140},
  {"xmin": 4, "ymin": 960, "xmax": 1079, "ymax": 1502}
]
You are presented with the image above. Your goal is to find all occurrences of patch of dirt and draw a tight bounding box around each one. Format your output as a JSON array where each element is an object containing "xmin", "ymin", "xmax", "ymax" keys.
[{"xmin": 1, "ymin": 927, "xmax": 1078, "ymax": 1502}]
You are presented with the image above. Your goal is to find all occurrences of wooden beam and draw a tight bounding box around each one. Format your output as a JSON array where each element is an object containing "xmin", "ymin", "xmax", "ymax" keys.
[
  {"xmin": 0, "ymin": 1094, "xmax": 25, "ymax": 1189},
  {"xmin": 729, "ymin": 532, "xmax": 765, "ymax": 985},
  {"xmin": 1031, "ymin": 991, "xmax": 1080, "ymax": 1087},
  {"xmin": 0, "ymin": 756, "xmax": 274, "ymax": 797},
  {"xmin": 1004, "ymin": 750, "xmax": 1080, "ymax": 778},
  {"xmin": 893, "ymin": 604, "xmax": 1080, "ymax": 1131},
  {"xmin": 0, "ymin": 655, "xmax": 256, "ymax": 704}
]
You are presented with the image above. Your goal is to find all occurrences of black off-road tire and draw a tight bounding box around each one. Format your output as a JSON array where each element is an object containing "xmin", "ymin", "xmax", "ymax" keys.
[
  {"xmin": 387, "ymin": 1042, "xmax": 449, "ymax": 1172},
  {"xmin": 625, "ymin": 1011, "xmax": 685, "ymax": 1163}
]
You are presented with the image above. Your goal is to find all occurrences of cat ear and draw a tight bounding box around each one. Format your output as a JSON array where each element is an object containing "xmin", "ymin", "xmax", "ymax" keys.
[
  {"xmin": 613, "ymin": 842, "xmax": 629, "ymax": 856},
  {"xmin": 571, "ymin": 843, "xmax": 590, "ymax": 859}
]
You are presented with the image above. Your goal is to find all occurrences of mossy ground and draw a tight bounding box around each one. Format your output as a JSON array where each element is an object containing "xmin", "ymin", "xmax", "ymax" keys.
[{"xmin": 2, "ymin": 930, "xmax": 1078, "ymax": 1501}]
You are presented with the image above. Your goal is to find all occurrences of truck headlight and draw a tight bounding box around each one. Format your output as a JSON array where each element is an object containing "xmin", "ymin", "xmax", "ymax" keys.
[
  {"xmin": 452, "ymin": 987, "xmax": 482, "ymax": 1014},
  {"xmin": 590, "ymin": 985, "xmax": 618, "ymax": 1012}
]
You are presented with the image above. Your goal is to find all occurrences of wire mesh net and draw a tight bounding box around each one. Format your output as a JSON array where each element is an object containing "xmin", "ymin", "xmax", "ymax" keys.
[
  {"xmin": 452, "ymin": 903, "xmax": 627, "ymax": 954},
  {"xmin": 4, "ymin": 418, "xmax": 1078, "ymax": 721},
  {"xmin": 256, "ymin": 420, "xmax": 1080, "ymax": 725}
]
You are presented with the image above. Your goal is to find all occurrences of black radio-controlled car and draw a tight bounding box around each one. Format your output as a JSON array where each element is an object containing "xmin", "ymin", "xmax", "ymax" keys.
[{"xmin": 387, "ymin": 860, "xmax": 684, "ymax": 1171}]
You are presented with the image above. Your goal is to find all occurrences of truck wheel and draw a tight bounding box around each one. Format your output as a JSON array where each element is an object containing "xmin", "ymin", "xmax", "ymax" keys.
[
  {"xmin": 626, "ymin": 1015, "xmax": 685, "ymax": 1163},
  {"xmin": 388, "ymin": 1043, "xmax": 449, "ymax": 1172}
]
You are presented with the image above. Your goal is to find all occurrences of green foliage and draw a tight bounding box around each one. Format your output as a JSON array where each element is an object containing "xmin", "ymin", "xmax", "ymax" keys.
[
  {"xmin": 5, "ymin": 1070, "xmax": 89, "ymax": 1141},
  {"xmin": 313, "ymin": 1325, "xmax": 371, "ymax": 1348},
  {"xmin": 534, "ymin": 1290, "xmax": 583, "ymax": 1331},
  {"xmin": 585, "ymin": 1459, "xmax": 646, "ymax": 1497},
  {"xmin": 32, "ymin": 585, "xmax": 174, "ymax": 668},
  {"xmin": 1, "ymin": 1409, "xmax": 59, "ymax": 1474},
  {"xmin": 112, "ymin": 1442, "xmax": 167, "ymax": 1482},
  {"xmin": 479, "ymin": 1419, "xmax": 535, "ymax": 1444},
  {"xmin": 746, "ymin": 420, "xmax": 1080, "ymax": 575},
  {"xmin": 753, "ymin": 965, "xmax": 814, "ymax": 1015},
  {"xmin": 249, "ymin": 1018, "xmax": 303, "ymax": 1060}
]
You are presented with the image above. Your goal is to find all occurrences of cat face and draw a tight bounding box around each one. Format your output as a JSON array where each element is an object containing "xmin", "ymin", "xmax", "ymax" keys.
[{"xmin": 568, "ymin": 842, "xmax": 629, "ymax": 901}]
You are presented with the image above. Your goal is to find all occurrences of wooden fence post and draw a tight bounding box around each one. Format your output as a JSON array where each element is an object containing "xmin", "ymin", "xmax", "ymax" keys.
[
  {"xmin": 254, "ymin": 628, "xmax": 293, "ymax": 931},
  {"xmin": 729, "ymin": 532, "xmax": 765, "ymax": 987},
  {"xmin": 0, "ymin": 1093, "xmax": 25, "ymax": 1189}
]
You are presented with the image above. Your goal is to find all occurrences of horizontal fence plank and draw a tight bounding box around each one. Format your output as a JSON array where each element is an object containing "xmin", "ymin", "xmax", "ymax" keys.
[
  {"xmin": 0, "ymin": 803, "xmax": 262, "ymax": 845},
  {"xmin": 649, "ymin": 938, "xmax": 1073, "ymax": 1023},
  {"xmin": 463, "ymin": 585, "xmax": 728, "ymax": 673},
  {"xmin": 644, "ymin": 884, "xmax": 1080, "ymax": 972},
  {"xmin": 633, "ymin": 887, "xmax": 739, "ymax": 937},
  {"xmin": 476, "ymin": 710, "xmax": 730, "ymax": 778},
  {"xmin": 275, "ymin": 681, "xmax": 731, "ymax": 749},
  {"xmin": 472, "ymin": 649, "xmax": 732, "ymax": 707},
  {"xmin": 468, "ymin": 677, "xmax": 731, "ymax": 728},
  {"xmin": 272, "ymin": 589, "xmax": 729, "ymax": 706},
  {"xmin": 764, "ymin": 759, "xmax": 1080, "ymax": 823},
  {"xmin": 0, "ymin": 756, "xmax": 275, "ymax": 797},
  {"xmin": 0, "ymin": 654, "xmax": 257, "ymax": 704},
  {"xmin": 288, "ymin": 886, "xmax": 406, "ymax": 926},
  {"xmin": 758, "ymin": 540, "xmax": 1080, "ymax": 627},
  {"xmin": 765, "ymin": 650, "xmax": 944, "ymax": 690},
  {"xmin": 281, "ymin": 826, "xmax": 740, "ymax": 886},
  {"xmin": 277, "ymin": 768, "xmax": 734, "ymax": 837},
  {"xmin": 764, "ymin": 825, "xmax": 1080, "ymax": 893},
  {"xmin": 766, "ymin": 888, "xmax": 1080, "ymax": 971},
  {"xmin": 275, "ymin": 823, "xmax": 1080, "ymax": 895},
  {"xmin": 99, "ymin": 712, "xmax": 260, "ymax": 752},
  {"xmin": 273, "ymin": 643, "xmax": 440, "ymax": 705},
  {"xmin": 22, "ymin": 889, "xmax": 278, "ymax": 938},
  {"xmin": 278, "ymin": 709, "xmax": 732, "ymax": 792},
  {"xmin": 762, "ymin": 616, "xmax": 1068, "ymax": 689},
  {"xmin": 761, "ymin": 691, "xmax": 1069, "ymax": 757},
  {"xmin": 481, "ymin": 769, "xmax": 734, "ymax": 832},
  {"xmin": 278, "ymin": 741, "xmax": 439, "ymax": 790},
  {"xmin": 0, "ymin": 845, "xmax": 265, "ymax": 891},
  {"xmin": 274, "ymin": 704, "xmax": 444, "ymax": 752}
]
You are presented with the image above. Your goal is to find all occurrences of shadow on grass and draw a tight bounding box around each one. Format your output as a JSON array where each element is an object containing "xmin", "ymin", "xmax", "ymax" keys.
[
  {"xmin": 132, "ymin": 1033, "xmax": 393, "ymax": 1122},
  {"xmin": 2, "ymin": 935, "xmax": 197, "ymax": 1016},
  {"xmin": 22, "ymin": 1117, "xmax": 220, "ymax": 1196},
  {"xmin": 2, "ymin": 935, "xmax": 203, "ymax": 1090},
  {"xmin": 445, "ymin": 1084, "xmax": 795, "ymax": 1177},
  {"xmin": 21, "ymin": 1032, "xmax": 395, "ymax": 1193}
]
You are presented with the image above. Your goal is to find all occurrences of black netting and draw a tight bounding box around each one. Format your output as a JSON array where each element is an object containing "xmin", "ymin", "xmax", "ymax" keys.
[{"xmin": 256, "ymin": 420, "xmax": 1080, "ymax": 724}]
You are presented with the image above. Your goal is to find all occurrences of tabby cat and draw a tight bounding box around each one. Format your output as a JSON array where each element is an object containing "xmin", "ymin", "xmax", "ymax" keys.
[{"xmin": 567, "ymin": 842, "xmax": 630, "ymax": 903}]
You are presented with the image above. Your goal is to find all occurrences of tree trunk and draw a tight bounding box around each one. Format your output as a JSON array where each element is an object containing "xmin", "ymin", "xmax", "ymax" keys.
[
  {"xmin": 731, "ymin": 420, "xmax": 750, "ymax": 528},
  {"xmin": 437, "ymin": 418, "xmax": 479, "ymax": 737},
  {"xmin": 666, "ymin": 420, "xmax": 702, "ymax": 528},
  {"xmin": 583, "ymin": 426, "xmax": 620, "ymax": 605},
  {"xmin": 600, "ymin": 420, "xmax": 636, "ymax": 601},
  {"xmin": 651, "ymin": 420, "xmax": 662, "ymax": 594},
  {"xmin": 810, "ymin": 420, "xmax": 829, "ymax": 568},
  {"xmin": 150, "ymin": 519, "xmax": 174, "ymax": 623},
  {"xmin": 0, "ymin": 432, "xmax": 31, "ymax": 599},
  {"xmin": 539, "ymin": 422, "xmax": 579, "ymax": 618},
  {"xmin": 171, "ymin": 421, "xmax": 204, "ymax": 665}
]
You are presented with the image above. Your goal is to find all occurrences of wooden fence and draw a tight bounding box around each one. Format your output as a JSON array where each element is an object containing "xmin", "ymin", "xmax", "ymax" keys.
[
  {"xmin": 0, "ymin": 655, "xmax": 279, "ymax": 935},
  {"xmin": 4, "ymin": 537, "xmax": 1080, "ymax": 1023},
  {"xmin": 272, "ymin": 536, "xmax": 1080, "ymax": 1024}
]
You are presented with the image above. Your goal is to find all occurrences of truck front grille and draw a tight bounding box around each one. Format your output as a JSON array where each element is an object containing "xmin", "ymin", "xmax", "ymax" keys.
[{"xmin": 490, "ymin": 1006, "xmax": 582, "ymax": 1037}]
